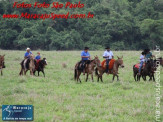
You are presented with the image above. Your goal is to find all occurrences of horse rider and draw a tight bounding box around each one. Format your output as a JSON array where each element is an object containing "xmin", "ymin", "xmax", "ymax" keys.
[
  {"xmin": 80, "ymin": 47, "xmax": 91, "ymax": 75},
  {"xmin": 103, "ymin": 47, "xmax": 114, "ymax": 73},
  {"xmin": 23, "ymin": 47, "xmax": 32, "ymax": 70},
  {"xmin": 35, "ymin": 52, "xmax": 41, "ymax": 69},
  {"xmin": 144, "ymin": 49, "xmax": 153, "ymax": 62},
  {"xmin": 138, "ymin": 51, "xmax": 145, "ymax": 75},
  {"xmin": 35, "ymin": 52, "xmax": 41, "ymax": 61}
]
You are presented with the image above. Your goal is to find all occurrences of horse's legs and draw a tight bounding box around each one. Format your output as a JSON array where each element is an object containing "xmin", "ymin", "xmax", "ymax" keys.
[
  {"xmin": 134, "ymin": 73, "xmax": 136, "ymax": 81},
  {"xmin": 31, "ymin": 70, "xmax": 33, "ymax": 76},
  {"xmin": 77, "ymin": 71, "xmax": 81, "ymax": 83},
  {"xmin": 33, "ymin": 70, "xmax": 36, "ymax": 76},
  {"xmin": 91, "ymin": 73, "xmax": 94, "ymax": 82},
  {"xmin": 137, "ymin": 74, "xmax": 140, "ymax": 81},
  {"xmin": 1, "ymin": 69, "xmax": 2, "ymax": 76},
  {"xmin": 42, "ymin": 70, "xmax": 45, "ymax": 77},
  {"xmin": 144, "ymin": 76, "xmax": 146, "ymax": 81},
  {"xmin": 78, "ymin": 72, "xmax": 82, "ymax": 83},
  {"xmin": 112, "ymin": 75, "xmax": 115, "ymax": 82},
  {"xmin": 77, "ymin": 71, "xmax": 79, "ymax": 82},
  {"xmin": 30, "ymin": 69, "xmax": 32, "ymax": 75},
  {"xmin": 97, "ymin": 76, "xmax": 99, "ymax": 82},
  {"xmin": 38, "ymin": 71, "xmax": 40, "ymax": 76},
  {"xmin": 153, "ymin": 74, "xmax": 155, "ymax": 81},
  {"xmin": 138, "ymin": 75, "xmax": 141, "ymax": 81},
  {"xmin": 19, "ymin": 68, "xmax": 23, "ymax": 75},
  {"xmin": 86, "ymin": 73, "xmax": 88, "ymax": 82},
  {"xmin": 24, "ymin": 70, "xmax": 27, "ymax": 75},
  {"xmin": 116, "ymin": 74, "xmax": 119, "ymax": 81},
  {"xmin": 100, "ymin": 76, "xmax": 103, "ymax": 82}
]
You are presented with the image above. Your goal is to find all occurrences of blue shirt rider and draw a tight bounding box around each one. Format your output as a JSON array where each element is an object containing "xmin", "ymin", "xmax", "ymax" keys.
[
  {"xmin": 23, "ymin": 48, "xmax": 32, "ymax": 70},
  {"xmin": 24, "ymin": 48, "xmax": 32, "ymax": 59},
  {"xmin": 35, "ymin": 52, "xmax": 41, "ymax": 60},
  {"xmin": 80, "ymin": 47, "xmax": 91, "ymax": 75}
]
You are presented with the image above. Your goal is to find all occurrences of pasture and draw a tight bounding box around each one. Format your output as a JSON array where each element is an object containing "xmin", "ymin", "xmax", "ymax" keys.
[{"xmin": 0, "ymin": 50, "xmax": 162, "ymax": 122}]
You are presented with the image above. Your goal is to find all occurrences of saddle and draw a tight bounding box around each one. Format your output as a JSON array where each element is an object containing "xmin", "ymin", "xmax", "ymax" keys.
[
  {"xmin": 78, "ymin": 60, "xmax": 90, "ymax": 71},
  {"xmin": 35, "ymin": 60, "xmax": 41, "ymax": 70},
  {"xmin": 134, "ymin": 63, "xmax": 145, "ymax": 69},
  {"xmin": 23, "ymin": 59, "xmax": 30, "ymax": 70},
  {"xmin": 101, "ymin": 59, "xmax": 115, "ymax": 70}
]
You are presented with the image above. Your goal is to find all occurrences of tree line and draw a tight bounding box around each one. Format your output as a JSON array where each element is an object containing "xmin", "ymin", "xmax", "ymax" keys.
[{"xmin": 0, "ymin": 0, "xmax": 162, "ymax": 50}]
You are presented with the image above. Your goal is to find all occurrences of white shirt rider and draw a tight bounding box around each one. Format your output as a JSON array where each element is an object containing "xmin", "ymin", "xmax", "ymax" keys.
[
  {"xmin": 103, "ymin": 50, "xmax": 114, "ymax": 59},
  {"xmin": 140, "ymin": 55, "xmax": 145, "ymax": 62}
]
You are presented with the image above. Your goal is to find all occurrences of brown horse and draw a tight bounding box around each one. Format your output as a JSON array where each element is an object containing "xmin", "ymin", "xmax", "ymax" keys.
[
  {"xmin": 74, "ymin": 56, "xmax": 101, "ymax": 83},
  {"xmin": 19, "ymin": 55, "xmax": 36, "ymax": 76},
  {"xmin": 0, "ymin": 55, "xmax": 5, "ymax": 76},
  {"xmin": 95, "ymin": 56, "xmax": 124, "ymax": 82}
]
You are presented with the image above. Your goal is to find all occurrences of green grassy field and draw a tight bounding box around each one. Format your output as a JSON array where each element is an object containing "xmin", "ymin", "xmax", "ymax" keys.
[{"xmin": 0, "ymin": 50, "xmax": 162, "ymax": 122}]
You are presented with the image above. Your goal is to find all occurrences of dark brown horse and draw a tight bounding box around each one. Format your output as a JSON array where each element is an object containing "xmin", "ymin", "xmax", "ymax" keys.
[
  {"xmin": 95, "ymin": 56, "xmax": 124, "ymax": 82},
  {"xmin": 0, "ymin": 55, "xmax": 5, "ymax": 76},
  {"xmin": 141, "ymin": 60, "xmax": 155, "ymax": 81},
  {"xmin": 34, "ymin": 58, "xmax": 47, "ymax": 77},
  {"xmin": 74, "ymin": 56, "xmax": 101, "ymax": 83},
  {"xmin": 19, "ymin": 55, "xmax": 35, "ymax": 76},
  {"xmin": 133, "ymin": 64, "xmax": 141, "ymax": 81}
]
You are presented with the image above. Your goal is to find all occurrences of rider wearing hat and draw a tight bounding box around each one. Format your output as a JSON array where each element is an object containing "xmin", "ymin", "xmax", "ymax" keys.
[
  {"xmin": 144, "ymin": 49, "xmax": 153, "ymax": 62},
  {"xmin": 103, "ymin": 47, "xmax": 114, "ymax": 73},
  {"xmin": 24, "ymin": 47, "xmax": 32, "ymax": 59},
  {"xmin": 80, "ymin": 47, "xmax": 91, "ymax": 75},
  {"xmin": 21, "ymin": 47, "xmax": 32, "ymax": 70}
]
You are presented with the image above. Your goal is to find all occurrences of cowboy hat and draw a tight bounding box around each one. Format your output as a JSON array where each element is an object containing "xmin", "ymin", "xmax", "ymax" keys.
[
  {"xmin": 84, "ymin": 47, "xmax": 89, "ymax": 50},
  {"xmin": 105, "ymin": 47, "xmax": 110, "ymax": 49},
  {"xmin": 26, "ymin": 47, "xmax": 31, "ymax": 51}
]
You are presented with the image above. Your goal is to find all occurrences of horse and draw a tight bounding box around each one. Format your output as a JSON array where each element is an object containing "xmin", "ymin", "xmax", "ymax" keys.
[
  {"xmin": 95, "ymin": 56, "xmax": 124, "ymax": 82},
  {"xmin": 74, "ymin": 56, "xmax": 101, "ymax": 83},
  {"xmin": 34, "ymin": 58, "xmax": 47, "ymax": 77},
  {"xmin": 19, "ymin": 55, "xmax": 36, "ymax": 76},
  {"xmin": 0, "ymin": 55, "xmax": 5, "ymax": 76},
  {"xmin": 133, "ymin": 63, "xmax": 146, "ymax": 81},
  {"xmin": 133, "ymin": 64, "xmax": 141, "ymax": 81},
  {"xmin": 141, "ymin": 59, "xmax": 155, "ymax": 81}
]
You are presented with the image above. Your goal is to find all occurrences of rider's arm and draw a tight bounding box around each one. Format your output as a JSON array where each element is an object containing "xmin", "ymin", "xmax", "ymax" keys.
[
  {"xmin": 81, "ymin": 56, "xmax": 90, "ymax": 58},
  {"xmin": 81, "ymin": 51, "xmax": 90, "ymax": 59}
]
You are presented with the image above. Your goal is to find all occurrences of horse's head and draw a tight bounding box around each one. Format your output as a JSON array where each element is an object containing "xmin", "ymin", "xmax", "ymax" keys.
[
  {"xmin": 0, "ymin": 55, "xmax": 5, "ymax": 67},
  {"xmin": 117, "ymin": 56, "xmax": 124, "ymax": 68},
  {"xmin": 30, "ymin": 54, "xmax": 34, "ymax": 60},
  {"xmin": 43, "ymin": 58, "xmax": 48, "ymax": 65},
  {"xmin": 94, "ymin": 56, "xmax": 101, "ymax": 67}
]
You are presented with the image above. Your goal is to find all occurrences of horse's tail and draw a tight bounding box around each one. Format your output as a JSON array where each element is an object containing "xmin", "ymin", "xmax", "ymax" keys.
[
  {"xmin": 95, "ymin": 68, "xmax": 99, "ymax": 76},
  {"xmin": 74, "ymin": 68, "xmax": 77, "ymax": 80}
]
